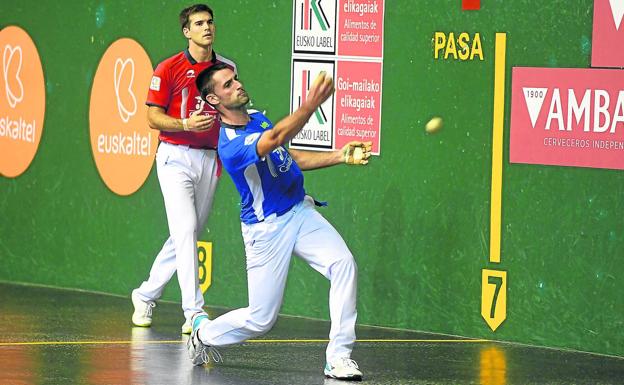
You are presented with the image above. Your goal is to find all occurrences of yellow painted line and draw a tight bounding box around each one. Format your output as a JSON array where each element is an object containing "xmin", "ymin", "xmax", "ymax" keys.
[
  {"xmin": 0, "ymin": 338, "xmax": 489, "ymax": 347},
  {"xmin": 489, "ymin": 33, "xmax": 507, "ymax": 264},
  {"xmin": 248, "ymin": 339, "xmax": 489, "ymax": 343},
  {"xmin": 355, "ymin": 339, "xmax": 488, "ymax": 343},
  {"xmin": 0, "ymin": 340, "xmax": 183, "ymax": 346}
]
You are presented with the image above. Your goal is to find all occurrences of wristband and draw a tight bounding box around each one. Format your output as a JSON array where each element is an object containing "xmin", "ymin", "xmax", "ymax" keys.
[{"xmin": 182, "ymin": 118, "xmax": 189, "ymax": 131}]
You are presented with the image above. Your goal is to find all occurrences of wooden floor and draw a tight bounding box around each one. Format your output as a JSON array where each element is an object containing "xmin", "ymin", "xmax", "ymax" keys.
[{"xmin": 0, "ymin": 282, "xmax": 623, "ymax": 385}]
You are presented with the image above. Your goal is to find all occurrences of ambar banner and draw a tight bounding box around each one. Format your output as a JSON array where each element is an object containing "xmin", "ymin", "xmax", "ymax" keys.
[{"xmin": 510, "ymin": 67, "xmax": 624, "ymax": 170}]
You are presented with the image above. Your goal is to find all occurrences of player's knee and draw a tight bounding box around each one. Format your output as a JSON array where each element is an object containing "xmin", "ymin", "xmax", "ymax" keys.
[
  {"xmin": 338, "ymin": 249, "xmax": 357, "ymax": 269},
  {"xmin": 247, "ymin": 309, "xmax": 278, "ymax": 334},
  {"xmin": 330, "ymin": 254, "xmax": 358, "ymax": 278},
  {"xmin": 247, "ymin": 316, "xmax": 277, "ymax": 334}
]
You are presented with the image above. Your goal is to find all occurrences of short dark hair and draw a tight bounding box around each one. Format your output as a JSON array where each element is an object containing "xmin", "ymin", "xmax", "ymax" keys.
[
  {"xmin": 179, "ymin": 4, "xmax": 214, "ymax": 31},
  {"xmin": 196, "ymin": 63, "xmax": 231, "ymax": 103}
]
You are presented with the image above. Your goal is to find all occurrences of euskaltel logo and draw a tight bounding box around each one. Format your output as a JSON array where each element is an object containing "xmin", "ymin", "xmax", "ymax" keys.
[
  {"xmin": 0, "ymin": 26, "xmax": 45, "ymax": 178},
  {"xmin": 89, "ymin": 38, "xmax": 157, "ymax": 196}
]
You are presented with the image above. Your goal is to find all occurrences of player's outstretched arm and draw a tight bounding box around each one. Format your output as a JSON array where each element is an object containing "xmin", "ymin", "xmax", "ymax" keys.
[
  {"xmin": 147, "ymin": 106, "xmax": 215, "ymax": 132},
  {"xmin": 256, "ymin": 72, "xmax": 334, "ymax": 157},
  {"xmin": 290, "ymin": 141, "xmax": 372, "ymax": 170}
]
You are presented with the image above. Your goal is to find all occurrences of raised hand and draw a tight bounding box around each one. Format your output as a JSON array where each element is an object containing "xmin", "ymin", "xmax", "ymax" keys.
[{"xmin": 306, "ymin": 71, "xmax": 335, "ymax": 109}]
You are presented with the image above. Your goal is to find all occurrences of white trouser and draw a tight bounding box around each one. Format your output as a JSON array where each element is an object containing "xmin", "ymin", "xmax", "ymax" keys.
[
  {"xmin": 198, "ymin": 197, "xmax": 358, "ymax": 362},
  {"xmin": 135, "ymin": 141, "xmax": 219, "ymax": 320}
]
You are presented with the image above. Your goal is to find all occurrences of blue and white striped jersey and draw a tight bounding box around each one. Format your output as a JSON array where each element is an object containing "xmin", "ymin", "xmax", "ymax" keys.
[{"xmin": 218, "ymin": 111, "xmax": 305, "ymax": 224}]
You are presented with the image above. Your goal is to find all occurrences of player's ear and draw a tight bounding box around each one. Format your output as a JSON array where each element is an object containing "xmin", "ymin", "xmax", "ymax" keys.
[
  {"xmin": 183, "ymin": 27, "xmax": 191, "ymax": 39},
  {"xmin": 205, "ymin": 93, "xmax": 219, "ymax": 106}
]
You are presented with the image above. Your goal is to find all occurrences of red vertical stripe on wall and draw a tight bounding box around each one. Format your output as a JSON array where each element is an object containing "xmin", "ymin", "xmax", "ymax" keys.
[
  {"xmin": 301, "ymin": 70, "xmax": 308, "ymax": 104},
  {"xmin": 304, "ymin": 0, "xmax": 310, "ymax": 29}
]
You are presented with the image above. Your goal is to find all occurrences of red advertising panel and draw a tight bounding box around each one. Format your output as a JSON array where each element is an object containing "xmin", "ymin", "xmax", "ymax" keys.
[
  {"xmin": 510, "ymin": 67, "xmax": 624, "ymax": 170},
  {"xmin": 592, "ymin": 0, "xmax": 624, "ymax": 68},
  {"xmin": 334, "ymin": 60, "xmax": 382, "ymax": 153},
  {"xmin": 462, "ymin": 0, "xmax": 481, "ymax": 11},
  {"xmin": 337, "ymin": 0, "xmax": 384, "ymax": 58}
]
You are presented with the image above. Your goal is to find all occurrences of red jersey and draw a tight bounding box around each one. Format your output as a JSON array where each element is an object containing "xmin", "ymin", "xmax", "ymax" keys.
[{"xmin": 146, "ymin": 49, "xmax": 237, "ymax": 148}]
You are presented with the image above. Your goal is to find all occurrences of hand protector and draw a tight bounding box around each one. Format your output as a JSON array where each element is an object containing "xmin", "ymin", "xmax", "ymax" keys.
[{"xmin": 341, "ymin": 141, "xmax": 372, "ymax": 165}]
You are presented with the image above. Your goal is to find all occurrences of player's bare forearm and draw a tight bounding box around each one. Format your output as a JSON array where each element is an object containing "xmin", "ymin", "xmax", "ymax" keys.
[
  {"xmin": 257, "ymin": 72, "xmax": 334, "ymax": 157},
  {"xmin": 291, "ymin": 141, "xmax": 373, "ymax": 170},
  {"xmin": 147, "ymin": 106, "xmax": 184, "ymax": 131},
  {"xmin": 147, "ymin": 106, "xmax": 214, "ymax": 132},
  {"xmin": 289, "ymin": 149, "xmax": 343, "ymax": 170},
  {"xmin": 256, "ymin": 105, "xmax": 316, "ymax": 157}
]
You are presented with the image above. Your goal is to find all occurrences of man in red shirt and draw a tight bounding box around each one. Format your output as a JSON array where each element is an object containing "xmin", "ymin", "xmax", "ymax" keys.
[{"xmin": 131, "ymin": 3, "xmax": 236, "ymax": 334}]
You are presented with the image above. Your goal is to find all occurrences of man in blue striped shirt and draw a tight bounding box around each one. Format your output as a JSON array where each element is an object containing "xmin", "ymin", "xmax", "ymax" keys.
[{"xmin": 188, "ymin": 63, "xmax": 372, "ymax": 381}]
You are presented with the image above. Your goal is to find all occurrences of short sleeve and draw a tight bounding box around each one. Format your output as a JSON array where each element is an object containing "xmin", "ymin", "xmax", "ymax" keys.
[
  {"xmin": 220, "ymin": 130, "xmax": 263, "ymax": 173},
  {"xmin": 146, "ymin": 62, "xmax": 171, "ymax": 109}
]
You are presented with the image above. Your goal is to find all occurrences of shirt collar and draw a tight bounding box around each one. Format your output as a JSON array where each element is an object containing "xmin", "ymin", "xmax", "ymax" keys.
[{"xmin": 184, "ymin": 49, "xmax": 217, "ymax": 65}]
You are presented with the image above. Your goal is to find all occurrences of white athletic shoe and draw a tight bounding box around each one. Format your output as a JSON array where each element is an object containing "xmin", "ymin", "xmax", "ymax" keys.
[
  {"xmin": 181, "ymin": 319, "xmax": 192, "ymax": 334},
  {"xmin": 324, "ymin": 357, "xmax": 363, "ymax": 381},
  {"xmin": 187, "ymin": 312, "xmax": 222, "ymax": 366},
  {"xmin": 131, "ymin": 289, "xmax": 155, "ymax": 327}
]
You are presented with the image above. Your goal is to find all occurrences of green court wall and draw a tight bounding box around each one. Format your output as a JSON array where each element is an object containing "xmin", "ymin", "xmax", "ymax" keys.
[{"xmin": 1, "ymin": 0, "xmax": 622, "ymax": 358}]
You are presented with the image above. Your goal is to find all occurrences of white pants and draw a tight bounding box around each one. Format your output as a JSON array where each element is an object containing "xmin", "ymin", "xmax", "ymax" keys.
[
  {"xmin": 198, "ymin": 197, "xmax": 358, "ymax": 362},
  {"xmin": 135, "ymin": 142, "xmax": 219, "ymax": 320}
]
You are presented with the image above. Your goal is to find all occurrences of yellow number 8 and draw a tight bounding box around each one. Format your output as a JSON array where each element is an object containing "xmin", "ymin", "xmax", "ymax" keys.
[{"xmin": 197, "ymin": 241, "xmax": 213, "ymax": 294}]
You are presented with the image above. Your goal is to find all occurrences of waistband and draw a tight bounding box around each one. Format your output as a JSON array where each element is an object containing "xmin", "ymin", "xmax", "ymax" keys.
[
  {"xmin": 160, "ymin": 140, "xmax": 217, "ymax": 151},
  {"xmin": 243, "ymin": 199, "xmax": 305, "ymax": 225}
]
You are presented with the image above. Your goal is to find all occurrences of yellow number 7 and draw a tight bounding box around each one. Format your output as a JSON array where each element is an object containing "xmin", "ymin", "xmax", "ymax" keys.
[{"xmin": 481, "ymin": 269, "xmax": 507, "ymax": 331}]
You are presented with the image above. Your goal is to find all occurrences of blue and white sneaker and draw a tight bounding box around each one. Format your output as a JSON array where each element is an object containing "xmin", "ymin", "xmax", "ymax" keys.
[
  {"xmin": 324, "ymin": 357, "xmax": 362, "ymax": 381},
  {"xmin": 186, "ymin": 312, "xmax": 222, "ymax": 366}
]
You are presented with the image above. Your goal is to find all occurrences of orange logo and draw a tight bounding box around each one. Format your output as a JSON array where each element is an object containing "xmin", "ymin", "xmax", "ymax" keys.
[
  {"xmin": 89, "ymin": 38, "xmax": 157, "ymax": 196},
  {"xmin": 0, "ymin": 26, "xmax": 45, "ymax": 178}
]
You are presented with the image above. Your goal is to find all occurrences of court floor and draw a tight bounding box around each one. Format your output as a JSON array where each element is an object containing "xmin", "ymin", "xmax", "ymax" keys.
[{"xmin": 0, "ymin": 282, "xmax": 622, "ymax": 385}]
